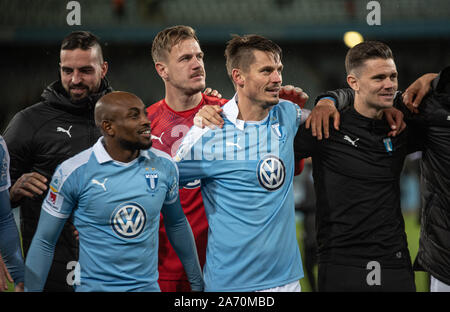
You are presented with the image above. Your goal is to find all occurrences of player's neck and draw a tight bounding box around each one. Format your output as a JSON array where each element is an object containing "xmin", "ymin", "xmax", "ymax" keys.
[
  {"xmin": 102, "ymin": 138, "xmax": 140, "ymax": 163},
  {"xmin": 164, "ymin": 88, "xmax": 203, "ymax": 112},
  {"xmin": 354, "ymin": 96, "xmax": 384, "ymax": 120},
  {"xmin": 236, "ymin": 95, "xmax": 271, "ymax": 121}
]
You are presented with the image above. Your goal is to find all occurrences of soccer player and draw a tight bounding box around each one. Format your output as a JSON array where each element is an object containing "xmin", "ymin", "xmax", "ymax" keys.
[
  {"xmin": 0, "ymin": 136, "xmax": 24, "ymax": 292},
  {"xmin": 148, "ymin": 25, "xmax": 228, "ymax": 292},
  {"xmin": 3, "ymin": 31, "xmax": 113, "ymax": 291},
  {"xmin": 293, "ymin": 41, "xmax": 418, "ymax": 291},
  {"xmin": 174, "ymin": 35, "xmax": 305, "ymax": 292},
  {"xmin": 148, "ymin": 25, "xmax": 308, "ymax": 292},
  {"xmin": 314, "ymin": 68, "xmax": 450, "ymax": 292},
  {"xmin": 25, "ymin": 92, "xmax": 203, "ymax": 292}
]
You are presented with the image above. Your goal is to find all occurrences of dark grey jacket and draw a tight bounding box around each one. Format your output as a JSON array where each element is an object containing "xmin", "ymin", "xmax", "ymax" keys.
[{"xmin": 3, "ymin": 79, "xmax": 112, "ymax": 291}]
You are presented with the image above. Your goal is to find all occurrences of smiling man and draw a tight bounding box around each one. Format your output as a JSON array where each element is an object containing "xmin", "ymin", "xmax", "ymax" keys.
[
  {"xmin": 294, "ymin": 41, "xmax": 419, "ymax": 291},
  {"xmin": 173, "ymin": 35, "xmax": 305, "ymax": 292},
  {"xmin": 3, "ymin": 31, "xmax": 113, "ymax": 292},
  {"xmin": 24, "ymin": 91, "xmax": 203, "ymax": 292}
]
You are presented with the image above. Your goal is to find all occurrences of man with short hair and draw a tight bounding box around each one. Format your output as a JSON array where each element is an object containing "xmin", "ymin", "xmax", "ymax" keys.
[
  {"xmin": 148, "ymin": 26, "xmax": 307, "ymax": 291},
  {"xmin": 148, "ymin": 25, "xmax": 228, "ymax": 292},
  {"xmin": 294, "ymin": 41, "xmax": 418, "ymax": 291},
  {"xmin": 174, "ymin": 34, "xmax": 305, "ymax": 292},
  {"xmin": 314, "ymin": 67, "xmax": 450, "ymax": 292},
  {"xmin": 25, "ymin": 91, "xmax": 203, "ymax": 292},
  {"xmin": 3, "ymin": 31, "xmax": 113, "ymax": 291}
]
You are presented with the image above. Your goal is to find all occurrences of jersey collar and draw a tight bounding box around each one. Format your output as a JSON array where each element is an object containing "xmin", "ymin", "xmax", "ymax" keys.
[
  {"xmin": 223, "ymin": 93, "xmax": 277, "ymax": 130},
  {"xmin": 93, "ymin": 137, "xmax": 151, "ymax": 164}
]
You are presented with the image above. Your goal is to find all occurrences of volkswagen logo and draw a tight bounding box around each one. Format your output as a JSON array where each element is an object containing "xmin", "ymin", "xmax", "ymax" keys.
[
  {"xmin": 110, "ymin": 202, "xmax": 146, "ymax": 239},
  {"xmin": 257, "ymin": 155, "xmax": 286, "ymax": 191}
]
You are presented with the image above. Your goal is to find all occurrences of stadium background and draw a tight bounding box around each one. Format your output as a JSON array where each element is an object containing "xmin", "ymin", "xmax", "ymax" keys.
[{"xmin": 1, "ymin": 0, "xmax": 450, "ymax": 292}]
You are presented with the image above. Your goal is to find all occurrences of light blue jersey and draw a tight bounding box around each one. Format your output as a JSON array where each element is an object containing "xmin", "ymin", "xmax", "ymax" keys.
[
  {"xmin": 175, "ymin": 95, "xmax": 305, "ymax": 291},
  {"xmin": 0, "ymin": 136, "xmax": 10, "ymax": 192},
  {"xmin": 25, "ymin": 137, "xmax": 203, "ymax": 292},
  {"xmin": 0, "ymin": 136, "xmax": 24, "ymax": 284}
]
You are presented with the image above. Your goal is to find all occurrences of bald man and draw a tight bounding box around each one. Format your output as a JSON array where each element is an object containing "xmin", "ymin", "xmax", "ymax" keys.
[{"xmin": 25, "ymin": 92, "xmax": 203, "ymax": 292}]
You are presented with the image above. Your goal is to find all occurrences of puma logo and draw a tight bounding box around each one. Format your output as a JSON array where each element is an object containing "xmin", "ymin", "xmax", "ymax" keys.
[
  {"xmin": 92, "ymin": 178, "xmax": 108, "ymax": 191},
  {"xmin": 226, "ymin": 137, "xmax": 242, "ymax": 150},
  {"xmin": 344, "ymin": 135, "xmax": 359, "ymax": 147},
  {"xmin": 57, "ymin": 125, "xmax": 73, "ymax": 138},
  {"xmin": 151, "ymin": 132, "xmax": 164, "ymax": 144}
]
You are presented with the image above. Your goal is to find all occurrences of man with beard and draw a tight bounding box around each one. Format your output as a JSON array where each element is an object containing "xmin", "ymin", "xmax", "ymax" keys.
[
  {"xmin": 174, "ymin": 35, "xmax": 305, "ymax": 292},
  {"xmin": 2, "ymin": 31, "xmax": 113, "ymax": 291},
  {"xmin": 24, "ymin": 91, "xmax": 203, "ymax": 292}
]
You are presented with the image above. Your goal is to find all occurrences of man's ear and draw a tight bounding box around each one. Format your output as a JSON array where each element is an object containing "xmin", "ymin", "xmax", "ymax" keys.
[
  {"xmin": 347, "ymin": 74, "xmax": 359, "ymax": 91},
  {"xmin": 155, "ymin": 62, "xmax": 168, "ymax": 80},
  {"xmin": 102, "ymin": 120, "xmax": 114, "ymax": 136},
  {"xmin": 232, "ymin": 68, "xmax": 245, "ymax": 88},
  {"xmin": 101, "ymin": 61, "xmax": 109, "ymax": 78}
]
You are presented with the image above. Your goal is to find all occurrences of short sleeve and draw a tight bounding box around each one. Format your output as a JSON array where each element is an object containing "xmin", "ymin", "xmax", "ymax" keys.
[{"xmin": 42, "ymin": 164, "xmax": 79, "ymax": 219}]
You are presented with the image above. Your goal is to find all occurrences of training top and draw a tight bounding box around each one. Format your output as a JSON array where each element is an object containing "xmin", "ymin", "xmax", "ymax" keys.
[
  {"xmin": 174, "ymin": 95, "xmax": 305, "ymax": 292},
  {"xmin": 295, "ymin": 102, "xmax": 420, "ymax": 268}
]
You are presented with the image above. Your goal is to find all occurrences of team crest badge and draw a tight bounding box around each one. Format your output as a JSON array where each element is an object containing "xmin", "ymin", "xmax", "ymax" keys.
[
  {"xmin": 383, "ymin": 138, "xmax": 393, "ymax": 155},
  {"xmin": 145, "ymin": 173, "xmax": 158, "ymax": 191}
]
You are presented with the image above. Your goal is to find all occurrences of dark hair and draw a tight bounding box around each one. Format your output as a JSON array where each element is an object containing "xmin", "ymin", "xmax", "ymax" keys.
[
  {"xmin": 345, "ymin": 41, "xmax": 393, "ymax": 75},
  {"xmin": 224, "ymin": 34, "xmax": 282, "ymax": 79},
  {"xmin": 61, "ymin": 31, "xmax": 104, "ymax": 62},
  {"xmin": 152, "ymin": 25, "xmax": 199, "ymax": 63}
]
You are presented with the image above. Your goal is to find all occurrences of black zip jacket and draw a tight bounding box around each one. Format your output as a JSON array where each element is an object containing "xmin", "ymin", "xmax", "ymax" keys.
[
  {"xmin": 3, "ymin": 79, "xmax": 112, "ymax": 291},
  {"xmin": 295, "ymin": 97, "xmax": 420, "ymax": 269}
]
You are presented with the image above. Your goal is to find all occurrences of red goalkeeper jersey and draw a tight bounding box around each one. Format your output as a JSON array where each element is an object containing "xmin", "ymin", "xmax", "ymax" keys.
[{"xmin": 147, "ymin": 94, "xmax": 228, "ymax": 282}]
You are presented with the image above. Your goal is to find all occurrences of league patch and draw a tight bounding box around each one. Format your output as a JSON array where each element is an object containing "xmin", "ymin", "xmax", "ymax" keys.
[{"xmin": 45, "ymin": 190, "xmax": 64, "ymax": 212}]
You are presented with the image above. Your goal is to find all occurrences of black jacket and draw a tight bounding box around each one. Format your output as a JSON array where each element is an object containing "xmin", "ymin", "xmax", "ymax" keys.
[
  {"xmin": 315, "ymin": 71, "xmax": 450, "ymax": 283},
  {"xmin": 412, "ymin": 67, "xmax": 450, "ymax": 285},
  {"xmin": 295, "ymin": 103, "xmax": 419, "ymax": 268},
  {"xmin": 3, "ymin": 79, "xmax": 112, "ymax": 291}
]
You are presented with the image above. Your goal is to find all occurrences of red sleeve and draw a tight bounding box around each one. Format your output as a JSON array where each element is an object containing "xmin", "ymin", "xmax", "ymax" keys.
[{"xmin": 294, "ymin": 158, "xmax": 304, "ymax": 176}]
